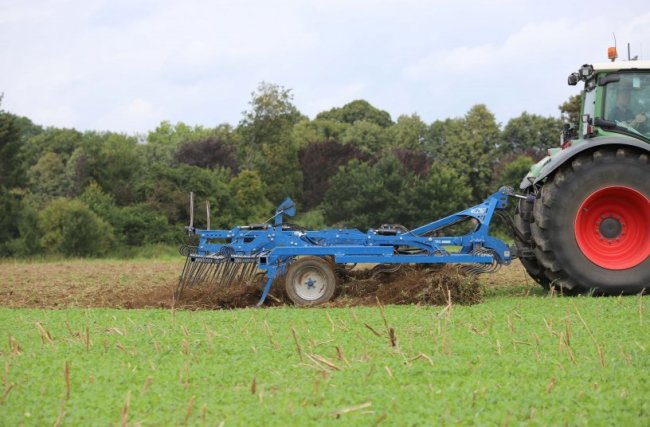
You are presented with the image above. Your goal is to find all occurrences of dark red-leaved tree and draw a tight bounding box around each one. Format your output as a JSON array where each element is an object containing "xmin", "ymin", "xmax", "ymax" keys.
[
  {"xmin": 392, "ymin": 149, "xmax": 432, "ymax": 178},
  {"xmin": 298, "ymin": 140, "xmax": 367, "ymax": 209},
  {"xmin": 175, "ymin": 138, "xmax": 239, "ymax": 174}
]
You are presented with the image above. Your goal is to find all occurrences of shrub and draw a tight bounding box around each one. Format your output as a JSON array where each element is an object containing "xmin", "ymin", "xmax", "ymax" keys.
[{"xmin": 39, "ymin": 198, "xmax": 114, "ymax": 256}]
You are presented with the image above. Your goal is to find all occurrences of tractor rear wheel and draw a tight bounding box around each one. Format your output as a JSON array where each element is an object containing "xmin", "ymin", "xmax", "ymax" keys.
[
  {"xmin": 528, "ymin": 148, "xmax": 650, "ymax": 294},
  {"xmin": 513, "ymin": 197, "xmax": 551, "ymax": 288},
  {"xmin": 285, "ymin": 257, "xmax": 337, "ymax": 306}
]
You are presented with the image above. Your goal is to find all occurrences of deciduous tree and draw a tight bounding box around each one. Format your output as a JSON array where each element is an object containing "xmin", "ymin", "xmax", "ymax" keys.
[
  {"xmin": 316, "ymin": 100, "xmax": 393, "ymax": 128},
  {"xmin": 388, "ymin": 114, "xmax": 427, "ymax": 150},
  {"xmin": 230, "ymin": 170, "xmax": 273, "ymax": 224},
  {"xmin": 322, "ymin": 157, "xmax": 405, "ymax": 228},
  {"xmin": 430, "ymin": 105, "xmax": 501, "ymax": 201},
  {"xmin": 66, "ymin": 132, "xmax": 143, "ymax": 204},
  {"xmin": 559, "ymin": 93, "xmax": 582, "ymax": 127},
  {"xmin": 238, "ymin": 82, "xmax": 304, "ymax": 149},
  {"xmin": 341, "ymin": 120, "xmax": 389, "ymax": 154},
  {"xmin": 0, "ymin": 109, "xmax": 26, "ymax": 189},
  {"xmin": 28, "ymin": 152, "xmax": 70, "ymax": 200},
  {"xmin": 502, "ymin": 112, "xmax": 562, "ymax": 160}
]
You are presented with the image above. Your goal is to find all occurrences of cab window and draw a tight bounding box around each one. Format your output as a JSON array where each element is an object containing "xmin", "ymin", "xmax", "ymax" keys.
[{"xmin": 603, "ymin": 73, "xmax": 650, "ymax": 138}]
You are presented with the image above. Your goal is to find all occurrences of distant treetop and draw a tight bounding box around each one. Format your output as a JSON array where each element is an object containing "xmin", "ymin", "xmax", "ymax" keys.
[{"xmin": 316, "ymin": 100, "xmax": 393, "ymax": 128}]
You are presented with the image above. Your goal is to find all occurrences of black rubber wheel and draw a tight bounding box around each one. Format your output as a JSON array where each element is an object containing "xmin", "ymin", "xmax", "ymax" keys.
[
  {"xmin": 285, "ymin": 257, "xmax": 337, "ymax": 306},
  {"xmin": 513, "ymin": 196, "xmax": 551, "ymax": 289},
  {"xmin": 530, "ymin": 148, "xmax": 650, "ymax": 294}
]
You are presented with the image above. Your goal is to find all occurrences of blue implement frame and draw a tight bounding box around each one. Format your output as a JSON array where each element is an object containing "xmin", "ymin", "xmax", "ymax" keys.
[{"xmin": 187, "ymin": 187, "xmax": 514, "ymax": 305}]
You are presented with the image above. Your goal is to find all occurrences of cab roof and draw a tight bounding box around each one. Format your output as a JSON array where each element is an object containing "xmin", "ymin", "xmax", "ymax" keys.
[{"xmin": 592, "ymin": 60, "xmax": 650, "ymax": 72}]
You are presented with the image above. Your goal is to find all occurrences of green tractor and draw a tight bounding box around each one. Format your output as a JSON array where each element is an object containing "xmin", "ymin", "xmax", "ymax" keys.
[{"xmin": 515, "ymin": 57, "xmax": 650, "ymax": 294}]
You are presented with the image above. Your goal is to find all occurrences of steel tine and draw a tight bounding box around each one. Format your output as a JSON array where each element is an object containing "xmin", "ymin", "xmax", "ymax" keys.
[
  {"xmin": 181, "ymin": 258, "xmax": 199, "ymax": 286},
  {"xmin": 238, "ymin": 265, "xmax": 248, "ymax": 285},
  {"xmin": 207, "ymin": 258, "xmax": 225, "ymax": 284},
  {"xmin": 177, "ymin": 253, "xmax": 259, "ymax": 297},
  {"xmin": 200, "ymin": 261, "xmax": 215, "ymax": 290},
  {"xmin": 184, "ymin": 261, "xmax": 201, "ymax": 289},
  {"xmin": 189, "ymin": 260, "xmax": 208, "ymax": 287},
  {"xmin": 175, "ymin": 256, "xmax": 194, "ymax": 300},
  {"xmin": 232, "ymin": 262, "xmax": 246, "ymax": 286},
  {"xmin": 190, "ymin": 260, "xmax": 212, "ymax": 288},
  {"xmin": 244, "ymin": 260, "xmax": 258, "ymax": 282},
  {"xmin": 240, "ymin": 262, "xmax": 251, "ymax": 283},
  {"xmin": 180, "ymin": 255, "xmax": 197, "ymax": 281},
  {"xmin": 222, "ymin": 261, "xmax": 237, "ymax": 288},
  {"xmin": 202, "ymin": 262, "xmax": 219, "ymax": 287},
  {"xmin": 230, "ymin": 262, "xmax": 243, "ymax": 286},
  {"xmin": 179, "ymin": 256, "xmax": 192, "ymax": 282},
  {"xmin": 217, "ymin": 260, "xmax": 229, "ymax": 283},
  {"xmin": 241, "ymin": 262, "xmax": 253, "ymax": 283},
  {"xmin": 211, "ymin": 261, "xmax": 228, "ymax": 291},
  {"xmin": 234, "ymin": 261, "xmax": 247, "ymax": 283},
  {"xmin": 226, "ymin": 262, "xmax": 241, "ymax": 286},
  {"xmin": 214, "ymin": 260, "xmax": 229, "ymax": 288},
  {"xmin": 217, "ymin": 262, "xmax": 230, "ymax": 288}
]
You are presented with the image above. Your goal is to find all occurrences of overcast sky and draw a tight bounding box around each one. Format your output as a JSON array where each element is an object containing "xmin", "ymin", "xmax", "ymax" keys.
[{"xmin": 2, "ymin": 0, "xmax": 650, "ymax": 134}]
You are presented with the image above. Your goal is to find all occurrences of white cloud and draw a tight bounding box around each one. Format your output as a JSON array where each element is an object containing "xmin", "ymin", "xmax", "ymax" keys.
[
  {"xmin": 404, "ymin": 19, "xmax": 594, "ymax": 79},
  {"xmin": 400, "ymin": 11, "xmax": 650, "ymax": 123},
  {"xmin": 1, "ymin": 0, "xmax": 650, "ymax": 132},
  {"xmin": 99, "ymin": 98, "xmax": 161, "ymax": 132},
  {"xmin": 299, "ymin": 82, "xmax": 368, "ymax": 117}
]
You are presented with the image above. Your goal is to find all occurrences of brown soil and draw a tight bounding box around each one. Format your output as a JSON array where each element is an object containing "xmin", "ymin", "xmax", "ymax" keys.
[
  {"xmin": 0, "ymin": 259, "xmax": 535, "ymax": 310},
  {"xmin": 329, "ymin": 264, "xmax": 482, "ymax": 307}
]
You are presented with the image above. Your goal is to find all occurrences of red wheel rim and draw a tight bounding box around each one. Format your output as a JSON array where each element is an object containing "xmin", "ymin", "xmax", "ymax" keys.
[{"xmin": 575, "ymin": 186, "xmax": 650, "ymax": 270}]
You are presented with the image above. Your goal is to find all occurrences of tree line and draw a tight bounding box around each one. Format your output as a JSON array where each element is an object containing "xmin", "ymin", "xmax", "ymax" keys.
[{"xmin": 0, "ymin": 85, "xmax": 579, "ymax": 257}]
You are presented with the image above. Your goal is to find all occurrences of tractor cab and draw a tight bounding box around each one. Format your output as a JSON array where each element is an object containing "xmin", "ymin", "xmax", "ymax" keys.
[
  {"xmin": 522, "ymin": 59, "xmax": 650, "ymax": 189},
  {"xmin": 571, "ymin": 61, "xmax": 650, "ymax": 142}
]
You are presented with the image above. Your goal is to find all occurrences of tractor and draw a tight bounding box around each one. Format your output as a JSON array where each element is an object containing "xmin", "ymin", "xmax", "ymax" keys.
[
  {"xmin": 176, "ymin": 51, "xmax": 650, "ymax": 306},
  {"xmin": 514, "ymin": 52, "xmax": 650, "ymax": 294}
]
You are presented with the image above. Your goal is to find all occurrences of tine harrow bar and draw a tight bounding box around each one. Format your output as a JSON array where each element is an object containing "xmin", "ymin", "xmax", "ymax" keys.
[
  {"xmin": 175, "ymin": 248, "xmax": 261, "ymax": 301},
  {"xmin": 176, "ymin": 188, "xmax": 518, "ymax": 306}
]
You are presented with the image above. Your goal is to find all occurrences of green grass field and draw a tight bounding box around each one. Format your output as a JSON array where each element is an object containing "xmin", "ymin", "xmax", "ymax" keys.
[{"xmin": 1, "ymin": 260, "xmax": 649, "ymax": 425}]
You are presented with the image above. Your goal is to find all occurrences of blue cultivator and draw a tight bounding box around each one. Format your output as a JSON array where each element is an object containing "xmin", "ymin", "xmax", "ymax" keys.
[{"xmin": 176, "ymin": 187, "xmax": 517, "ymax": 306}]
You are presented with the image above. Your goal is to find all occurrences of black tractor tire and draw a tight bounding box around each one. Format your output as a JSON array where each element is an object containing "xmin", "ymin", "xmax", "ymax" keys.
[
  {"xmin": 285, "ymin": 257, "xmax": 337, "ymax": 306},
  {"xmin": 529, "ymin": 147, "xmax": 650, "ymax": 294},
  {"xmin": 513, "ymin": 197, "xmax": 551, "ymax": 289}
]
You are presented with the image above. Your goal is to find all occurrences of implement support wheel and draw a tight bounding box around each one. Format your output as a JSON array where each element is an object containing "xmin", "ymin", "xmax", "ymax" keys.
[{"xmin": 285, "ymin": 257, "xmax": 337, "ymax": 306}]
